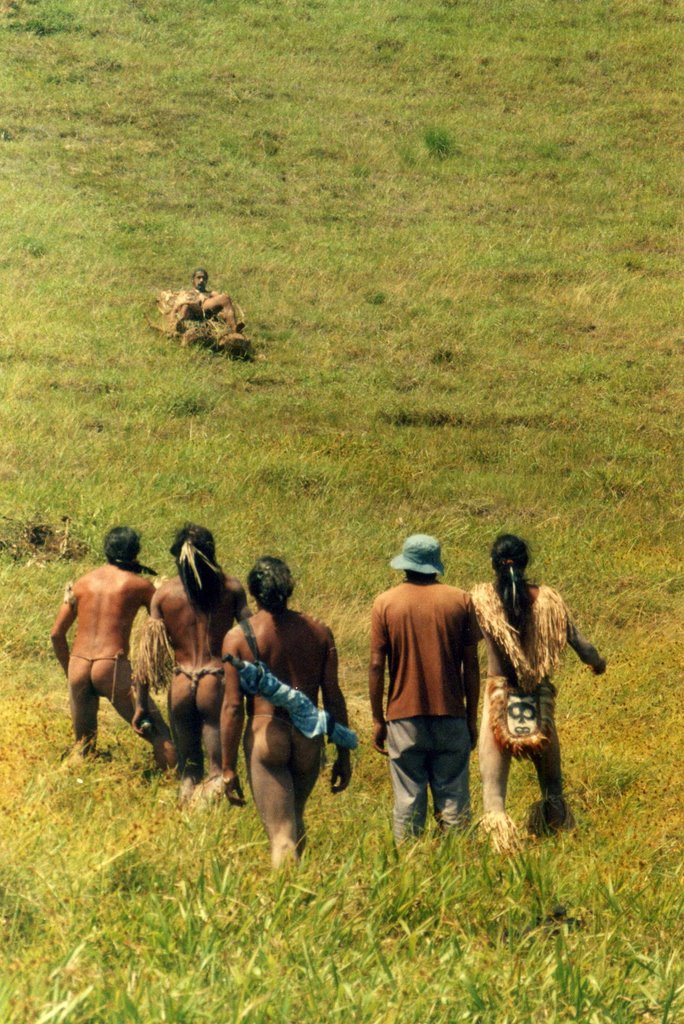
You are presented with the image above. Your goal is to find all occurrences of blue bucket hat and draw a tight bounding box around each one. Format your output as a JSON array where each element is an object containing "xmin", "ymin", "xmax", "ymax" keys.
[{"xmin": 390, "ymin": 534, "xmax": 444, "ymax": 575}]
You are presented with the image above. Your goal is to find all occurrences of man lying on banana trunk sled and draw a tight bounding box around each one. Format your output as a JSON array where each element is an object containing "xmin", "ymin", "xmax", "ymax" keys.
[
  {"xmin": 155, "ymin": 268, "xmax": 252, "ymax": 357},
  {"xmin": 472, "ymin": 534, "xmax": 606, "ymax": 855}
]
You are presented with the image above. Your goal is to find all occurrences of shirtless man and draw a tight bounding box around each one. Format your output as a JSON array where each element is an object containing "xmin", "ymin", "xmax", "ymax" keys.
[
  {"xmin": 172, "ymin": 268, "xmax": 243, "ymax": 333},
  {"xmin": 134, "ymin": 524, "xmax": 249, "ymax": 805},
  {"xmin": 221, "ymin": 557, "xmax": 352, "ymax": 867},
  {"xmin": 50, "ymin": 527, "xmax": 176, "ymax": 768}
]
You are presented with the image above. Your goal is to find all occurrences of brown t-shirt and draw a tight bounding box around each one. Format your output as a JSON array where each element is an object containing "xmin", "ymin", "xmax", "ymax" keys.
[{"xmin": 370, "ymin": 581, "xmax": 478, "ymax": 720}]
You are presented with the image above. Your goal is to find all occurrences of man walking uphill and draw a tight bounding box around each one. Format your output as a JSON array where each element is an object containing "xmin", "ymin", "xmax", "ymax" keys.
[
  {"xmin": 50, "ymin": 526, "xmax": 176, "ymax": 769},
  {"xmin": 369, "ymin": 535, "xmax": 480, "ymax": 841}
]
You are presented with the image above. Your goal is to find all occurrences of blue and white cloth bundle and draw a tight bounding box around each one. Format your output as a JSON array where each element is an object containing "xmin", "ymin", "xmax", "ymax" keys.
[{"xmin": 223, "ymin": 654, "xmax": 358, "ymax": 750}]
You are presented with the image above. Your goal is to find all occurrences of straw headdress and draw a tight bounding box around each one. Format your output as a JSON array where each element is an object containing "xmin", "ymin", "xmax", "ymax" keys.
[{"xmin": 471, "ymin": 583, "xmax": 570, "ymax": 693}]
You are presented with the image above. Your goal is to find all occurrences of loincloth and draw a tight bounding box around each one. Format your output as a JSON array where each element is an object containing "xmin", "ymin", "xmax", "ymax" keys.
[
  {"xmin": 70, "ymin": 653, "xmax": 120, "ymax": 666},
  {"xmin": 487, "ymin": 675, "xmax": 556, "ymax": 759},
  {"xmin": 247, "ymin": 707, "xmax": 291, "ymax": 725},
  {"xmin": 69, "ymin": 652, "xmax": 132, "ymax": 702},
  {"xmin": 173, "ymin": 664, "xmax": 224, "ymax": 695}
]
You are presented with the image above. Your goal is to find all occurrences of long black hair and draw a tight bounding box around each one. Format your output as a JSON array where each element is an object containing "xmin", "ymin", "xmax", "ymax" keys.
[
  {"xmin": 247, "ymin": 556, "xmax": 294, "ymax": 614},
  {"xmin": 490, "ymin": 533, "xmax": 533, "ymax": 634},
  {"xmin": 104, "ymin": 526, "xmax": 156, "ymax": 575},
  {"xmin": 170, "ymin": 523, "xmax": 224, "ymax": 615}
]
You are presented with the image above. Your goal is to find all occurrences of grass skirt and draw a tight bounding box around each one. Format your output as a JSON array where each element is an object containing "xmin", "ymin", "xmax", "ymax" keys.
[
  {"xmin": 133, "ymin": 618, "xmax": 174, "ymax": 692},
  {"xmin": 478, "ymin": 811, "xmax": 522, "ymax": 855}
]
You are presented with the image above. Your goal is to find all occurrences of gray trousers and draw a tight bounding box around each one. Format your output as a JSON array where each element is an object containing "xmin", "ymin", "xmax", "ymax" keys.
[{"xmin": 386, "ymin": 716, "xmax": 471, "ymax": 842}]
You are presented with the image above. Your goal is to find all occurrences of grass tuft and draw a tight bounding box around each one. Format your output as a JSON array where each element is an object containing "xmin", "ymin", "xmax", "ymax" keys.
[{"xmin": 423, "ymin": 127, "xmax": 458, "ymax": 159}]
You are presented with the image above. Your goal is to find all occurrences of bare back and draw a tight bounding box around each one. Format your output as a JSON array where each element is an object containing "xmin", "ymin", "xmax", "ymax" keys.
[
  {"xmin": 243, "ymin": 609, "xmax": 330, "ymax": 713},
  {"xmin": 153, "ymin": 574, "xmax": 247, "ymax": 668},
  {"xmin": 221, "ymin": 602, "xmax": 351, "ymax": 865},
  {"xmin": 68, "ymin": 565, "xmax": 154, "ymax": 659}
]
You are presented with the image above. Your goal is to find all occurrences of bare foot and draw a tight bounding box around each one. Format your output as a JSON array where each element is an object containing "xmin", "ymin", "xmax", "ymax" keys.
[
  {"xmin": 189, "ymin": 775, "xmax": 224, "ymax": 810},
  {"xmin": 178, "ymin": 777, "xmax": 197, "ymax": 807}
]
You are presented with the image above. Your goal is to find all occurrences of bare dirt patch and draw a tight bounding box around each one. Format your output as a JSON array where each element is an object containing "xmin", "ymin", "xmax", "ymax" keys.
[{"xmin": 0, "ymin": 515, "xmax": 88, "ymax": 563}]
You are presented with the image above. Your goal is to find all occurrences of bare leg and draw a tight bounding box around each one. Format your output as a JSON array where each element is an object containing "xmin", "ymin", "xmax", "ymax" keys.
[
  {"xmin": 478, "ymin": 686, "xmax": 520, "ymax": 853},
  {"xmin": 478, "ymin": 691, "xmax": 512, "ymax": 816},
  {"xmin": 530, "ymin": 725, "xmax": 574, "ymax": 832},
  {"xmin": 171, "ymin": 299, "xmax": 202, "ymax": 333},
  {"xmin": 202, "ymin": 294, "xmax": 239, "ymax": 332},
  {"xmin": 144, "ymin": 700, "xmax": 178, "ymax": 770},
  {"xmin": 68, "ymin": 659, "xmax": 99, "ymax": 755},
  {"xmin": 245, "ymin": 720, "xmax": 299, "ymax": 868},
  {"xmin": 92, "ymin": 658, "xmax": 176, "ymax": 770},
  {"xmin": 290, "ymin": 733, "xmax": 322, "ymax": 855},
  {"xmin": 196, "ymin": 675, "xmax": 223, "ymax": 779},
  {"xmin": 186, "ymin": 675, "xmax": 225, "ymax": 806},
  {"xmin": 169, "ymin": 677, "xmax": 204, "ymax": 794}
]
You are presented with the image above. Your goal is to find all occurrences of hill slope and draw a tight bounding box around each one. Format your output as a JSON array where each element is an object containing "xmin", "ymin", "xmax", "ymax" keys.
[{"xmin": 0, "ymin": 0, "xmax": 682, "ymax": 1020}]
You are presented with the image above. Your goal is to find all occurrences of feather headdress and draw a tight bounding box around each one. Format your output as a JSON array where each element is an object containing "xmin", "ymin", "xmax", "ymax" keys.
[{"xmin": 178, "ymin": 539, "xmax": 221, "ymax": 587}]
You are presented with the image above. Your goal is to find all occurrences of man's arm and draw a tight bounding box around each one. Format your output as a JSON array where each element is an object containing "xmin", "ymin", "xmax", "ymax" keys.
[
  {"xmin": 50, "ymin": 600, "xmax": 76, "ymax": 677},
  {"xmin": 228, "ymin": 578, "xmax": 251, "ymax": 622},
  {"xmin": 369, "ymin": 603, "xmax": 388, "ymax": 756},
  {"xmin": 220, "ymin": 630, "xmax": 246, "ymax": 806},
  {"xmin": 141, "ymin": 579, "xmax": 156, "ymax": 613},
  {"xmin": 462, "ymin": 644, "xmax": 480, "ymax": 750},
  {"xmin": 567, "ymin": 620, "xmax": 606, "ymax": 675},
  {"xmin": 320, "ymin": 628, "xmax": 351, "ymax": 793}
]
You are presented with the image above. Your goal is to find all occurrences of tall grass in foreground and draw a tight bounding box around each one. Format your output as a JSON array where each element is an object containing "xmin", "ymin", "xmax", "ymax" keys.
[
  {"xmin": 0, "ymin": 0, "xmax": 682, "ymax": 1019},
  {"xmin": 1, "ymin": 732, "xmax": 682, "ymax": 1023}
]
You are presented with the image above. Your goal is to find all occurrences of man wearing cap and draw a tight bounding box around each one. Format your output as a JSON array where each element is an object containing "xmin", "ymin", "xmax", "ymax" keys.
[{"xmin": 369, "ymin": 534, "xmax": 480, "ymax": 841}]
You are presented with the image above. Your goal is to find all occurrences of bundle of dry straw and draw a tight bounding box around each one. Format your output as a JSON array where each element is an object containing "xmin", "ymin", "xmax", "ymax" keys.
[
  {"xmin": 180, "ymin": 321, "xmax": 253, "ymax": 358},
  {"xmin": 471, "ymin": 583, "xmax": 569, "ymax": 693},
  {"xmin": 133, "ymin": 618, "xmax": 174, "ymax": 692},
  {"xmin": 478, "ymin": 811, "xmax": 522, "ymax": 855}
]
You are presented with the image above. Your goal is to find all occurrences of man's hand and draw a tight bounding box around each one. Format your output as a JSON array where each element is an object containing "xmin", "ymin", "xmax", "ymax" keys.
[
  {"xmin": 467, "ymin": 718, "xmax": 478, "ymax": 750},
  {"xmin": 372, "ymin": 719, "xmax": 388, "ymax": 756},
  {"xmin": 131, "ymin": 706, "xmax": 150, "ymax": 736},
  {"xmin": 331, "ymin": 749, "xmax": 351, "ymax": 793},
  {"xmin": 222, "ymin": 770, "xmax": 246, "ymax": 807}
]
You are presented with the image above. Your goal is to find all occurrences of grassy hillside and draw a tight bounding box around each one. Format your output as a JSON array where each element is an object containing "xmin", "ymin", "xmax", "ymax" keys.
[{"xmin": 0, "ymin": 0, "xmax": 682, "ymax": 1020}]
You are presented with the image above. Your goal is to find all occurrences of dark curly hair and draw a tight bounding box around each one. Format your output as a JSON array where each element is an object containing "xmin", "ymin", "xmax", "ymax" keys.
[
  {"xmin": 490, "ymin": 533, "xmax": 533, "ymax": 634},
  {"xmin": 170, "ymin": 523, "xmax": 224, "ymax": 615},
  {"xmin": 104, "ymin": 527, "xmax": 156, "ymax": 575},
  {"xmin": 247, "ymin": 556, "xmax": 294, "ymax": 614}
]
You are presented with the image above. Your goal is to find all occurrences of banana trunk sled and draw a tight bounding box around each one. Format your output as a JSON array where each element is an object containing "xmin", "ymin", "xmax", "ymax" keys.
[{"xmin": 133, "ymin": 618, "xmax": 357, "ymax": 749}]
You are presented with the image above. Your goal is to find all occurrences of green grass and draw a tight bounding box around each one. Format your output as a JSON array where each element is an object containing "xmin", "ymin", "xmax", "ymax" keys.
[{"xmin": 0, "ymin": 0, "xmax": 682, "ymax": 1020}]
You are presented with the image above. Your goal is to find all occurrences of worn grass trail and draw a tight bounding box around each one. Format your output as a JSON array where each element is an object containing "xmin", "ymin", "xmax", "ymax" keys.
[{"xmin": 0, "ymin": 0, "xmax": 682, "ymax": 1020}]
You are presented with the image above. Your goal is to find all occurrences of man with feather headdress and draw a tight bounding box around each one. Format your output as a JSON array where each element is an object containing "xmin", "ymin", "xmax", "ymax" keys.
[{"xmin": 133, "ymin": 523, "xmax": 249, "ymax": 806}]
